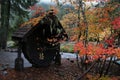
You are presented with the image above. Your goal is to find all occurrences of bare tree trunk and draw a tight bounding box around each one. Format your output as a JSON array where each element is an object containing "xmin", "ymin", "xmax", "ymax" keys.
[
  {"xmin": 0, "ymin": 0, "xmax": 2, "ymax": 50},
  {"xmin": 0, "ymin": 1, "xmax": 1, "ymax": 28},
  {"xmin": 0, "ymin": 0, "xmax": 10, "ymax": 50}
]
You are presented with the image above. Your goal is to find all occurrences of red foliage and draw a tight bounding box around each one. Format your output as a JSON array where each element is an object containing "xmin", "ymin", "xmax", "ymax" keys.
[
  {"xmin": 111, "ymin": 17, "xmax": 120, "ymax": 29},
  {"xmin": 104, "ymin": 36, "xmax": 115, "ymax": 47},
  {"xmin": 29, "ymin": 4, "xmax": 45, "ymax": 17},
  {"xmin": 74, "ymin": 41, "xmax": 84, "ymax": 52},
  {"xmin": 74, "ymin": 41, "xmax": 119, "ymax": 61},
  {"xmin": 105, "ymin": 46, "xmax": 116, "ymax": 55}
]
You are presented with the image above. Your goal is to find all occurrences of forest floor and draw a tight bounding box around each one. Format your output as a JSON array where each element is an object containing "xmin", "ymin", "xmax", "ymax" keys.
[
  {"xmin": 0, "ymin": 51, "xmax": 120, "ymax": 80},
  {"xmin": 0, "ymin": 58, "xmax": 120, "ymax": 80}
]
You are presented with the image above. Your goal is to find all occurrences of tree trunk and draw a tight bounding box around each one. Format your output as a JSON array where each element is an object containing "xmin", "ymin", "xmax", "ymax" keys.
[
  {"xmin": 118, "ymin": 33, "xmax": 120, "ymax": 47},
  {"xmin": 0, "ymin": 1, "xmax": 2, "ymax": 50},
  {"xmin": 0, "ymin": 0, "xmax": 10, "ymax": 49},
  {"xmin": 0, "ymin": 1, "xmax": 1, "ymax": 28}
]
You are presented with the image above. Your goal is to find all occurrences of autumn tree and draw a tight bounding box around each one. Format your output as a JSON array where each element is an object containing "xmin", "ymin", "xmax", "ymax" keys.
[
  {"xmin": 60, "ymin": 12, "xmax": 78, "ymax": 41},
  {"xmin": 108, "ymin": 1, "xmax": 120, "ymax": 47}
]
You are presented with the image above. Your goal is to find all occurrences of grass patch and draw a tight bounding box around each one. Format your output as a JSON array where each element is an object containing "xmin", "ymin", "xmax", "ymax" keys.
[{"xmin": 60, "ymin": 42, "xmax": 75, "ymax": 53}]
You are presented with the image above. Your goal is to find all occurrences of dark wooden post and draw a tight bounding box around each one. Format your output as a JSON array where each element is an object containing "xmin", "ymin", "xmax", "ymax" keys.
[
  {"xmin": 15, "ymin": 41, "xmax": 24, "ymax": 71},
  {"xmin": 55, "ymin": 43, "xmax": 61, "ymax": 65}
]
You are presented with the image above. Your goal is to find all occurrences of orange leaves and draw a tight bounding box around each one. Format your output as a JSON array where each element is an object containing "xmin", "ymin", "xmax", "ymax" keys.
[
  {"xmin": 115, "ymin": 48, "xmax": 120, "ymax": 58},
  {"xmin": 74, "ymin": 41, "xmax": 120, "ymax": 60},
  {"xmin": 20, "ymin": 15, "xmax": 45, "ymax": 27},
  {"xmin": 20, "ymin": 4, "xmax": 47, "ymax": 27},
  {"xmin": 74, "ymin": 41, "xmax": 84, "ymax": 52},
  {"xmin": 99, "ymin": 18, "xmax": 109, "ymax": 23},
  {"xmin": 95, "ymin": 45, "xmax": 104, "ymax": 55},
  {"xmin": 105, "ymin": 47, "xmax": 116, "ymax": 55}
]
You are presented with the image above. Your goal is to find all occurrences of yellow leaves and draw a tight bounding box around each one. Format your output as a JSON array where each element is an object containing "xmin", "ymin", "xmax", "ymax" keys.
[
  {"xmin": 85, "ymin": 6, "xmax": 114, "ymax": 41},
  {"xmin": 61, "ymin": 12, "xmax": 78, "ymax": 30},
  {"xmin": 88, "ymin": 25, "xmax": 102, "ymax": 37},
  {"xmin": 60, "ymin": 1, "xmax": 119, "ymax": 42},
  {"xmin": 60, "ymin": 12, "xmax": 80, "ymax": 41}
]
